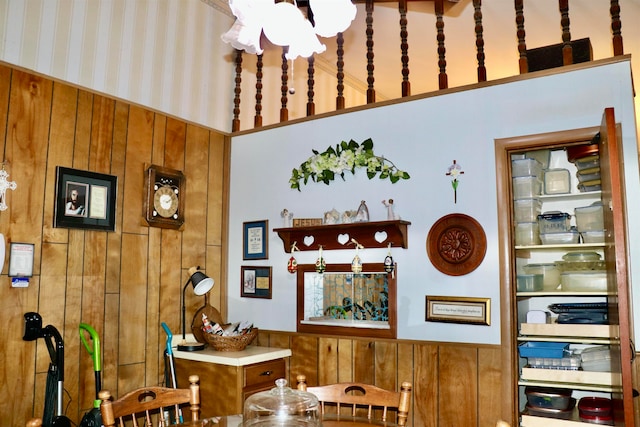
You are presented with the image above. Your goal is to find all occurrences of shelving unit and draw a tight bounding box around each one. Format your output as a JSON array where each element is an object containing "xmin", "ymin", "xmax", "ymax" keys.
[
  {"xmin": 511, "ymin": 147, "xmax": 614, "ymax": 426},
  {"xmin": 273, "ymin": 220, "xmax": 411, "ymax": 252},
  {"xmin": 497, "ymin": 110, "xmax": 635, "ymax": 426}
]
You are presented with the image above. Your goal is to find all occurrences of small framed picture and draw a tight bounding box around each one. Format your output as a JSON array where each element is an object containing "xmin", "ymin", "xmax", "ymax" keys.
[
  {"xmin": 241, "ymin": 266, "xmax": 272, "ymax": 299},
  {"xmin": 243, "ymin": 220, "xmax": 268, "ymax": 260},
  {"xmin": 425, "ymin": 295, "xmax": 491, "ymax": 326},
  {"xmin": 8, "ymin": 242, "xmax": 35, "ymax": 277},
  {"xmin": 54, "ymin": 166, "xmax": 117, "ymax": 231}
]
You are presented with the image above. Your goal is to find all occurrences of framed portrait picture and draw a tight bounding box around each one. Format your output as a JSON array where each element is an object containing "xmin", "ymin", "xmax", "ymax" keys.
[
  {"xmin": 240, "ymin": 266, "xmax": 272, "ymax": 299},
  {"xmin": 243, "ymin": 220, "xmax": 268, "ymax": 260},
  {"xmin": 54, "ymin": 166, "xmax": 117, "ymax": 231}
]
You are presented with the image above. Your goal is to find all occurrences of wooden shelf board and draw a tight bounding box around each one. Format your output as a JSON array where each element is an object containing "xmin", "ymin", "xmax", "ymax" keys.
[
  {"xmin": 521, "ymin": 367, "xmax": 621, "ymax": 387},
  {"xmin": 519, "ymin": 323, "xmax": 618, "ymax": 339}
]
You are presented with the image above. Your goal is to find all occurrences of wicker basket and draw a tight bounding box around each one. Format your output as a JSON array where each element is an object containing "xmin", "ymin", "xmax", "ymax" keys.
[{"xmin": 203, "ymin": 327, "xmax": 258, "ymax": 352}]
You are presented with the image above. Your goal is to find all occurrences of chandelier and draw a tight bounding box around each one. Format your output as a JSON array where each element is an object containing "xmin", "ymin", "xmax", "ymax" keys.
[{"xmin": 221, "ymin": 0, "xmax": 357, "ymax": 60}]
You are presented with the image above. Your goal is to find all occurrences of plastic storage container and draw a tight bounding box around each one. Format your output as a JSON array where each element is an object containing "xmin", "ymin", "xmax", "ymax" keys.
[
  {"xmin": 560, "ymin": 271, "xmax": 607, "ymax": 292},
  {"xmin": 525, "ymin": 387, "xmax": 573, "ymax": 410},
  {"xmin": 575, "ymin": 203, "xmax": 604, "ymax": 231},
  {"xmin": 538, "ymin": 212, "xmax": 572, "ymax": 234},
  {"xmin": 540, "ymin": 230, "xmax": 580, "ymax": 245},
  {"xmin": 574, "ymin": 155, "xmax": 600, "ymax": 171},
  {"xmin": 514, "ymin": 198, "xmax": 542, "ymax": 223},
  {"xmin": 515, "ymin": 222, "xmax": 540, "ymax": 246},
  {"xmin": 518, "ymin": 342, "xmax": 569, "ymax": 358},
  {"xmin": 578, "ymin": 397, "xmax": 613, "ymax": 424},
  {"xmin": 577, "ymin": 166, "xmax": 601, "ymax": 182},
  {"xmin": 525, "ymin": 149, "xmax": 551, "ymax": 170},
  {"xmin": 523, "ymin": 263, "xmax": 560, "ymax": 290},
  {"xmin": 242, "ymin": 379, "xmax": 320, "ymax": 427},
  {"xmin": 527, "ymin": 355, "xmax": 581, "ymax": 370},
  {"xmin": 582, "ymin": 230, "xmax": 605, "ymax": 243},
  {"xmin": 526, "ymin": 399, "xmax": 576, "ymax": 420},
  {"xmin": 544, "ymin": 169, "xmax": 571, "ymax": 194},
  {"xmin": 578, "ymin": 179, "xmax": 602, "ymax": 193},
  {"xmin": 580, "ymin": 346, "xmax": 612, "ymax": 372},
  {"xmin": 512, "ymin": 158, "xmax": 543, "ymax": 178},
  {"xmin": 517, "ymin": 274, "xmax": 544, "ymax": 292},
  {"xmin": 513, "ymin": 176, "xmax": 542, "ymax": 200}
]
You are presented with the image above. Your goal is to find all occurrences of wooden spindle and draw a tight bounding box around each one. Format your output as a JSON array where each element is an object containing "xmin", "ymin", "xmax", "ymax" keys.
[
  {"xmin": 399, "ymin": 0, "xmax": 410, "ymax": 97},
  {"xmin": 254, "ymin": 54, "xmax": 263, "ymax": 128},
  {"xmin": 435, "ymin": 0, "xmax": 447, "ymax": 89},
  {"xmin": 280, "ymin": 46, "xmax": 288, "ymax": 123},
  {"xmin": 307, "ymin": 55, "xmax": 315, "ymax": 116},
  {"xmin": 515, "ymin": 0, "xmax": 528, "ymax": 73},
  {"xmin": 473, "ymin": 0, "xmax": 486, "ymax": 82},
  {"xmin": 610, "ymin": 0, "xmax": 624, "ymax": 55},
  {"xmin": 336, "ymin": 32, "xmax": 345, "ymax": 110},
  {"xmin": 232, "ymin": 49, "xmax": 242, "ymax": 132},
  {"xmin": 366, "ymin": 0, "xmax": 376, "ymax": 103},
  {"xmin": 559, "ymin": 0, "xmax": 572, "ymax": 65}
]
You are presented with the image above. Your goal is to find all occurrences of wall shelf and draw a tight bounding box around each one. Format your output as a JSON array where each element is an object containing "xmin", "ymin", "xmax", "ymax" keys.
[{"xmin": 273, "ymin": 220, "xmax": 411, "ymax": 252}]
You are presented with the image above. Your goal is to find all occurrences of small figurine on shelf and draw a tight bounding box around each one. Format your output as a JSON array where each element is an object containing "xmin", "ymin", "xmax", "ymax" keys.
[
  {"xmin": 323, "ymin": 208, "xmax": 340, "ymax": 225},
  {"xmin": 355, "ymin": 200, "xmax": 369, "ymax": 222},
  {"xmin": 382, "ymin": 199, "xmax": 400, "ymax": 220},
  {"xmin": 281, "ymin": 208, "xmax": 293, "ymax": 227},
  {"xmin": 384, "ymin": 243, "xmax": 395, "ymax": 277},
  {"xmin": 350, "ymin": 239, "xmax": 364, "ymax": 273}
]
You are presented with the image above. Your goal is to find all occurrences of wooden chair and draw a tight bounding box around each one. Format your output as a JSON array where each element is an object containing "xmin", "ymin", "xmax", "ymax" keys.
[
  {"xmin": 496, "ymin": 421, "xmax": 511, "ymax": 427},
  {"xmin": 296, "ymin": 374, "xmax": 412, "ymax": 426},
  {"xmin": 25, "ymin": 419, "xmax": 42, "ymax": 427},
  {"xmin": 99, "ymin": 375, "xmax": 200, "ymax": 427}
]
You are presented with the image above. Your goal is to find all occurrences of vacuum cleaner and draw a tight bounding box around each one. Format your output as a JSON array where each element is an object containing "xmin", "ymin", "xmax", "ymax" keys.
[
  {"xmin": 79, "ymin": 323, "xmax": 103, "ymax": 427},
  {"xmin": 23, "ymin": 312, "xmax": 72, "ymax": 427}
]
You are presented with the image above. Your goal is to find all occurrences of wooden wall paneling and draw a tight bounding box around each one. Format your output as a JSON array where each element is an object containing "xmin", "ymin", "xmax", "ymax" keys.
[
  {"xmin": 374, "ymin": 341, "xmax": 398, "ymax": 389},
  {"xmin": 0, "ymin": 64, "xmax": 10, "ymax": 167},
  {"xmin": 118, "ymin": 233, "xmax": 149, "ymax": 365},
  {"xmin": 73, "ymin": 90, "xmax": 93, "ymax": 170},
  {"xmin": 397, "ymin": 343, "xmax": 414, "ymax": 425},
  {"xmin": 207, "ymin": 132, "xmax": 227, "ymax": 247},
  {"xmin": 121, "ymin": 105, "xmax": 154, "ymax": 234},
  {"xmin": 182, "ymin": 124, "xmax": 209, "ymax": 270},
  {"xmin": 414, "ymin": 343, "xmax": 438, "ymax": 427},
  {"xmin": 477, "ymin": 346, "xmax": 503, "ymax": 427},
  {"xmin": 152, "ymin": 114, "xmax": 168, "ymax": 165},
  {"xmin": 438, "ymin": 346, "xmax": 477, "ymax": 427},
  {"xmin": 103, "ymin": 292, "xmax": 120, "ymax": 397},
  {"xmin": 105, "ymin": 101, "xmax": 128, "ymax": 293},
  {"xmin": 158, "ymin": 231, "xmax": 182, "ymax": 337},
  {"xmin": 163, "ymin": 117, "xmax": 185, "ymax": 169},
  {"xmin": 7, "ymin": 70, "xmax": 52, "ymax": 273},
  {"xmin": 318, "ymin": 337, "xmax": 339, "ymax": 384},
  {"xmin": 206, "ymin": 244, "xmax": 223, "ymax": 316},
  {"xmin": 290, "ymin": 335, "xmax": 319, "ymax": 386},
  {"xmin": 89, "ymin": 95, "xmax": 115, "ymax": 173},
  {"xmin": 337, "ymin": 338, "xmax": 353, "ymax": 382},
  {"xmin": 43, "ymin": 82, "xmax": 78, "ymax": 244},
  {"xmin": 117, "ymin": 362, "xmax": 146, "ymax": 400},
  {"xmin": 146, "ymin": 226, "xmax": 162, "ymax": 387},
  {"xmin": 353, "ymin": 340, "xmax": 375, "ymax": 384}
]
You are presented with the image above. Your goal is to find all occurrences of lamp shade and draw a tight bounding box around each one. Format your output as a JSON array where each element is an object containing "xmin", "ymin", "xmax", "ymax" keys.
[{"xmin": 190, "ymin": 271, "xmax": 215, "ymax": 295}]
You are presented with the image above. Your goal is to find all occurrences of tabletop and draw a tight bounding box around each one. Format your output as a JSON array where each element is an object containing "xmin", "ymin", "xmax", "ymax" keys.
[{"xmin": 176, "ymin": 414, "xmax": 398, "ymax": 427}]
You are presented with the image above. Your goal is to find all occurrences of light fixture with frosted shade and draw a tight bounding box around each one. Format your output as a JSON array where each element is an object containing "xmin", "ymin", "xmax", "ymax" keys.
[
  {"xmin": 310, "ymin": 0, "xmax": 357, "ymax": 38},
  {"xmin": 178, "ymin": 266, "xmax": 215, "ymax": 351}
]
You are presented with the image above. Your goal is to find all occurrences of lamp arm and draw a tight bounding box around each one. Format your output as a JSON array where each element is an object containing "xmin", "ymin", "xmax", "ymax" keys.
[{"xmin": 181, "ymin": 278, "xmax": 190, "ymax": 342}]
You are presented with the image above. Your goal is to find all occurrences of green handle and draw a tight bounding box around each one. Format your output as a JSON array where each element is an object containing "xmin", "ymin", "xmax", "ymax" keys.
[{"xmin": 79, "ymin": 323, "xmax": 101, "ymax": 372}]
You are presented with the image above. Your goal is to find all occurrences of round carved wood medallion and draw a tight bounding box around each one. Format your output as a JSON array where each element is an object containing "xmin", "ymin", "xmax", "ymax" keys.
[{"xmin": 426, "ymin": 213, "xmax": 487, "ymax": 276}]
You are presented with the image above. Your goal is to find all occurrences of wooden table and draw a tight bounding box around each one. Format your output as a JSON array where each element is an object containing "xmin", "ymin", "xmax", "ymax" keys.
[{"xmin": 178, "ymin": 414, "xmax": 398, "ymax": 427}]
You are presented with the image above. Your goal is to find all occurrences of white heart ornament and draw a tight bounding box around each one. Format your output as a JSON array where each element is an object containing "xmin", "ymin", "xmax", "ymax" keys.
[
  {"xmin": 303, "ymin": 235, "xmax": 315, "ymax": 247},
  {"xmin": 337, "ymin": 233, "xmax": 350, "ymax": 245},
  {"xmin": 375, "ymin": 231, "xmax": 388, "ymax": 243}
]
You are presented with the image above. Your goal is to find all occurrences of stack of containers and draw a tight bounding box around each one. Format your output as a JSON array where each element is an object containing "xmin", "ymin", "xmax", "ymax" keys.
[
  {"xmin": 575, "ymin": 201, "xmax": 605, "ymax": 243},
  {"xmin": 567, "ymin": 133, "xmax": 601, "ymax": 192},
  {"xmin": 512, "ymin": 156, "xmax": 544, "ymax": 246},
  {"xmin": 524, "ymin": 387, "xmax": 576, "ymax": 420}
]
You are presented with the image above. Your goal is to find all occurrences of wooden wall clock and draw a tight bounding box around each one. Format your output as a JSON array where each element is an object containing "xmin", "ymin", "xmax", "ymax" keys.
[{"xmin": 144, "ymin": 164, "xmax": 185, "ymax": 229}]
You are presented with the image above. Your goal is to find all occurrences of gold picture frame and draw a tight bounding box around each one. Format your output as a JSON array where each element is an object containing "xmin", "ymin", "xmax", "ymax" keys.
[{"xmin": 425, "ymin": 296, "xmax": 490, "ymax": 325}]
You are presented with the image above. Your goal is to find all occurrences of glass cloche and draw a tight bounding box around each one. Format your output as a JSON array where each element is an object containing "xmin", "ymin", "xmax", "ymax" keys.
[{"xmin": 243, "ymin": 378, "xmax": 320, "ymax": 427}]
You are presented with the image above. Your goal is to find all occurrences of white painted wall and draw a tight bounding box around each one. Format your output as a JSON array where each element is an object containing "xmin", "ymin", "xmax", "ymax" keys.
[{"xmin": 228, "ymin": 59, "xmax": 640, "ymax": 344}]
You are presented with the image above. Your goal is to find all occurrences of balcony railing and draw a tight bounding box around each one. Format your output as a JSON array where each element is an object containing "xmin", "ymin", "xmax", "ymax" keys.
[{"xmin": 229, "ymin": 0, "xmax": 625, "ymax": 132}]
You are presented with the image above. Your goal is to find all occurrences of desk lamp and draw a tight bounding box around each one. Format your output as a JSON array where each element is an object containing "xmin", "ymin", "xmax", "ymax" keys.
[{"xmin": 178, "ymin": 266, "xmax": 215, "ymax": 351}]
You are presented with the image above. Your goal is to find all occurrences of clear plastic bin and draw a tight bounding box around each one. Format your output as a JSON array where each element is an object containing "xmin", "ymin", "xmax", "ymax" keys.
[
  {"xmin": 575, "ymin": 203, "xmax": 604, "ymax": 232},
  {"xmin": 512, "ymin": 158, "xmax": 543, "ymax": 178},
  {"xmin": 540, "ymin": 230, "xmax": 579, "ymax": 245},
  {"xmin": 514, "ymin": 198, "xmax": 542, "ymax": 222},
  {"xmin": 517, "ymin": 274, "xmax": 543, "ymax": 292},
  {"xmin": 544, "ymin": 169, "xmax": 571, "ymax": 194},
  {"xmin": 538, "ymin": 211, "xmax": 571, "ymax": 234},
  {"xmin": 513, "ymin": 176, "xmax": 542, "ymax": 199},
  {"xmin": 515, "ymin": 222, "xmax": 540, "ymax": 246}
]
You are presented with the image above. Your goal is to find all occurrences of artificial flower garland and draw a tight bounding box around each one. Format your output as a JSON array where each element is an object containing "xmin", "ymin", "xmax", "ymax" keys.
[{"xmin": 289, "ymin": 138, "xmax": 410, "ymax": 191}]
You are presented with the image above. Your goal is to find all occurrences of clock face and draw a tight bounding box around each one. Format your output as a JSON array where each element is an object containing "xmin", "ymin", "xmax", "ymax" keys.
[{"xmin": 153, "ymin": 184, "xmax": 179, "ymax": 218}]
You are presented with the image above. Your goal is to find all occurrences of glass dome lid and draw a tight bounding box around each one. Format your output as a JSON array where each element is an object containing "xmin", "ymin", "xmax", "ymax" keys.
[{"xmin": 243, "ymin": 378, "xmax": 320, "ymax": 427}]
